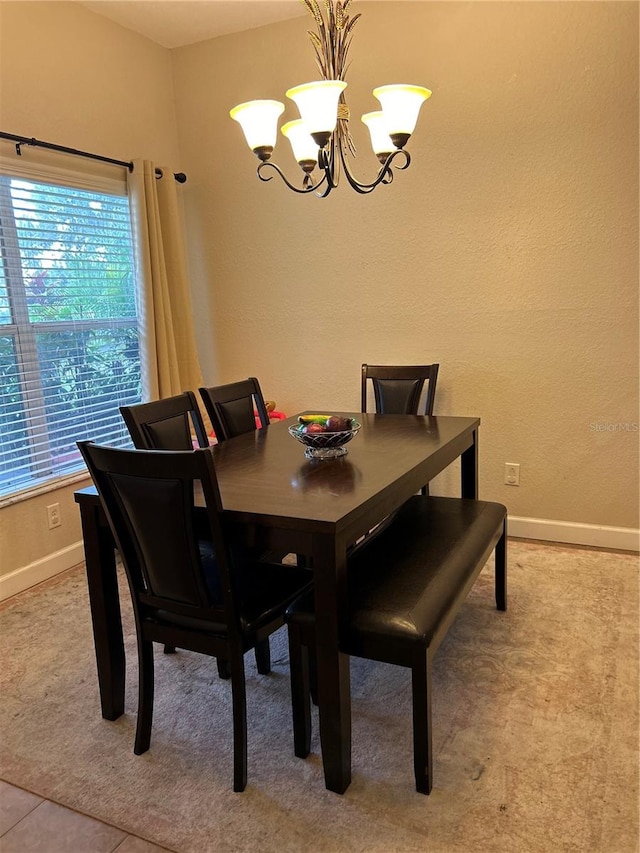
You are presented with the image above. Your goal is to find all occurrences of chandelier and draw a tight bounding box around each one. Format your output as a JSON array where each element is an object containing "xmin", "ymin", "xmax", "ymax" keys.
[{"xmin": 230, "ymin": 0, "xmax": 431, "ymax": 198}]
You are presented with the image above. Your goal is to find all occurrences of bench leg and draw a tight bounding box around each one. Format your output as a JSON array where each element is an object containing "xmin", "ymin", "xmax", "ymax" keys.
[
  {"xmin": 411, "ymin": 651, "xmax": 433, "ymax": 795},
  {"xmin": 287, "ymin": 623, "xmax": 312, "ymax": 758},
  {"xmin": 495, "ymin": 520, "xmax": 507, "ymax": 612}
]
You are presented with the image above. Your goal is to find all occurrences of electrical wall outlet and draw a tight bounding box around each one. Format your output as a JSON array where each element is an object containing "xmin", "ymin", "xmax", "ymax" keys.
[
  {"xmin": 504, "ymin": 463, "xmax": 520, "ymax": 486},
  {"xmin": 47, "ymin": 502, "xmax": 62, "ymax": 529}
]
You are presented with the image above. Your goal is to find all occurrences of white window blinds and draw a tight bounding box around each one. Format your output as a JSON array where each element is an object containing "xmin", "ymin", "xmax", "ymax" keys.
[{"xmin": 0, "ymin": 168, "xmax": 141, "ymax": 498}]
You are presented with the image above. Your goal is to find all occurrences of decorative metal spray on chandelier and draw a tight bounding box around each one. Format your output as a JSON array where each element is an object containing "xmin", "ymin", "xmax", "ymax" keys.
[{"xmin": 230, "ymin": 0, "xmax": 432, "ymax": 197}]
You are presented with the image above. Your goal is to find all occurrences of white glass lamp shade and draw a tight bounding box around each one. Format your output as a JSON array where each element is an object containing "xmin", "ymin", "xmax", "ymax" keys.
[
  {"xmin": 361, "ymin": 111, "xmax": 394, "ymax": 161},
  {"xmin": 373, "ymin": 85, "xmax": 432, "ymax": 147},
  {"xmin": 281, "ymin": 120, "xmax": 318, "ymax": 171},
  {"xmin": 286, "ymin": 80, "xmax": 347, "ymax": 148},
  {"xmin": 229, "ymin": 100, "xmax": 285, "ymax": 159}
]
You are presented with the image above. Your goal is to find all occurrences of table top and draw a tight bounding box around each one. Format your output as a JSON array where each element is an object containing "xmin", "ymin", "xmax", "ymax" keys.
[
  {"xmin": 76, "ymin": 412, "xmax": 479, "ymax": 540},
  {"xmin": 209, "ymin": 412, "xmax": 478, "ymax": 530}
]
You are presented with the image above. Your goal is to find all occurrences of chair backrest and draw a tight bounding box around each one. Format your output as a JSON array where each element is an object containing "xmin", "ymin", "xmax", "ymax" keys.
[
  {"xmin": 120, "ymin": 391, "xmax": 209, "ymax": 450},
  {"xmin": 199, "ymin": 377, "xmax": 270, "ymax": 443},
  {"xmin": 361, "ymin": 364, "xmax": 440, "ymax": 416},
  {"xmin": 77, "ymin": 441, "xmax": 238, "ymax": 628}
]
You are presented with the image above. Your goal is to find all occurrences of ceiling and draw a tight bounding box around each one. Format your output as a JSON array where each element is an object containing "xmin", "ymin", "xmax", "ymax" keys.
[{"xmin": 79, "ymin": 1, "xmax": 309, "ymax": 49}]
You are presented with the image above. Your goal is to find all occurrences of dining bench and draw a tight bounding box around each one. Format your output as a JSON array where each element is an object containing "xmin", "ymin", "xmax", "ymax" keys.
[{"xmin": 285, "ymin": 495, "xmax": 507, "ymax": 794}]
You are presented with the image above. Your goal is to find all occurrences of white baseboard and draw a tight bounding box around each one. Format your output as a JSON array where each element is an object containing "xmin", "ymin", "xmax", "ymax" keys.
[
  {"xmin": 1, "ymin": 517, "xmax": 638, "ymax": 602},
  {"xmin": 508, "ymin": 516, "xmax": 640, "ymax": 552},
  {"xmin": 0, "ymin": 541, "xmax": 85, "ymax": 602}
]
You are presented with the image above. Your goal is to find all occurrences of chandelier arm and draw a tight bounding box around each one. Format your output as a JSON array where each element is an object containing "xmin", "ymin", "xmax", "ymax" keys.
[
  {"xmin": 308, "ymin": 152, "xmax": 338, "ymax": 198},
  {"xmin": 318, "ymin": 140, "xmax": 340, "ymax": 192},
  {"xmin": 338, "ymin": 146, "xmax": 412, "ymax": 194},
  {"xmin": 256, "ymin": 161, "xmax": 328, "ymax": 195},
  {"xmin": 312, "ymin": 174, "xmax": 335, "ymax": 198}
]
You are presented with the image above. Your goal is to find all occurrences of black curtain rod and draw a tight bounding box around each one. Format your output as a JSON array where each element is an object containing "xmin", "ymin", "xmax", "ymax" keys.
[{"xmin": 0, "ymin": 131, "xmax": 187, "ymax": 183}]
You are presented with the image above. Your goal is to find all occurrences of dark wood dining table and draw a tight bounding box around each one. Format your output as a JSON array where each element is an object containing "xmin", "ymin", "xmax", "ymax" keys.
[{"xmin": 74, "ymin": 412, "xmax": 479, "ymax": 794}]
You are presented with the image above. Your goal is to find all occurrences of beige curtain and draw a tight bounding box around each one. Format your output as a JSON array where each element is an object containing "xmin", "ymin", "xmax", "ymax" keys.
[{"xmin": 128, "ymin": 159, "xmax": 203, "ymax": 400}]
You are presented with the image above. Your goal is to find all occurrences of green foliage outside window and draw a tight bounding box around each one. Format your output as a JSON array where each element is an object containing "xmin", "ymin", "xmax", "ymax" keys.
[{"xmin": 0, "ymin": 175, "xmax": 142, "ymax": 496}]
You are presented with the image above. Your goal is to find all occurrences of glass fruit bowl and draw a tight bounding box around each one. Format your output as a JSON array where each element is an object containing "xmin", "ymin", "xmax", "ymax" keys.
[{"xmin": 288, "ymin": 419, "xmax": 361, "ymax": 459}]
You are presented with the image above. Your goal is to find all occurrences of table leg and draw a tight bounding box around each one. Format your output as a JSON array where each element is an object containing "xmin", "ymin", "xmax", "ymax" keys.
[
  {"xmin": 461, "ymin": 427, "xmax": 479, "ymax": 499},
  {"xmin": 313, "ymin": 534, "xmax": 352, "ymax": 794},
  {"xmin": 78, "ymin": 500, "xmax": 125, "ymax": 720}
]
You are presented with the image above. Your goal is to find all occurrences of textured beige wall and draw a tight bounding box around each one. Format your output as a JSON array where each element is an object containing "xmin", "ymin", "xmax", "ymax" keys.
[
  {"xmin": 172, "ymin": 1, "xmax": 639, "ymax": 528},
  {"xmin": 0, "ymin": 1, "xmax": 181, "ymax": 575}
]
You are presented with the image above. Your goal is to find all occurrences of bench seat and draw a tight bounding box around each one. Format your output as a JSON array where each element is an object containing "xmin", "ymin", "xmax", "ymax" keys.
[{"xmin": 285, "ymin": 495, "xmax": 507, "ymax": 793}]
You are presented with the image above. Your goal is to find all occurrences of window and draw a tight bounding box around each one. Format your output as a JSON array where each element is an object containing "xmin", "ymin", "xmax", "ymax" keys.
[{"xmin": 0, "ymin": 168, "xmax": 142, "ymax": 498}]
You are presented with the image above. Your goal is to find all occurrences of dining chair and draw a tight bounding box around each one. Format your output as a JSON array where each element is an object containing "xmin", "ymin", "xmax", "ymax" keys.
[
  {"xmin": 118, "ymin": 391, "xmax": 278, "ymax": 673},
  {"xmin": 199, "ymin": 377, "xmax": 270, "ymax": 443},
  {"xmin": 119, "ymin": 391, "xmax": 209, "ymax": 451},
  {"xmin": 119, "ymin": 392, "xmax": 221, "ymax": 661},
  {"xmin": 361, "ymin": 363, "xmax": 439, "ymax": 496},
  {"xmin": 77, "ymin": 441, "xmax": 313, "ymax": 792},
  {"xmin": 361, "ymin": 363, "xmax": 439, "ymax": 416},
  {"xmin": 285, "ymin": 495, "xmax": 507, "ymax": 794},
  {"xmin": 199, "ymin": 376, "xmax": 304, "ymax": 574}
]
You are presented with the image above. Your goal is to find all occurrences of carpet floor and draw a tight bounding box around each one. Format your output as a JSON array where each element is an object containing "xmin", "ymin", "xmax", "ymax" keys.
[{"xmin": 0, "ymin": 539, "xmax": 638, "ymax": 853}]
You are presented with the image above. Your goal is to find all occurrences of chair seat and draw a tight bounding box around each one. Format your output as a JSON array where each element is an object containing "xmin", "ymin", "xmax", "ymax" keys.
[
  {"xmin": 286, "ymin": 496, "xmax": 507, "ymax": 662},
  {"xmin": 156, "ymin": 559, "xmax": 313, "ymax": 636}
]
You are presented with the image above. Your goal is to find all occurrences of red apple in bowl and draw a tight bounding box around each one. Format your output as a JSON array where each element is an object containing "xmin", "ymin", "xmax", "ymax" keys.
[{"xmin": 303, "ymin": 422, "xmax": 327, "ymax": 434}]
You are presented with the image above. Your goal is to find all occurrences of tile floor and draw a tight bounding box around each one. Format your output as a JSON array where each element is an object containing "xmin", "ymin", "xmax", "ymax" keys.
[{"xmin": 0, "ymin": 780, "xmax": 174, "ymax": 853}]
